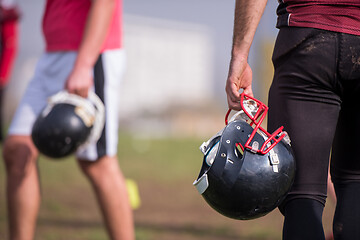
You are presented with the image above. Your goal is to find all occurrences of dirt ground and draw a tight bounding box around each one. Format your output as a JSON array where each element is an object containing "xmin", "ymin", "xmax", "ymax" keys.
[
  {"xmin": 133, "ymin": 179, "xmax": 333, "ymax": 240},
  {"xmin": 133, "ymin": 180, "xmax": 284, "ymax": 240},
  {"xmin": 0, "ymin": 175, "xmax": 336, "ymax": 240},
  {"xmin": 0, "ymin": 134, "xmax": 336, "ymax": 240}
]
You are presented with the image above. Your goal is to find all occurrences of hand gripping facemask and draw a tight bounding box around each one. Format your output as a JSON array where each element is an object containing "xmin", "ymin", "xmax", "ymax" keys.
[
  {"xmin": 193, "ymin": 93, "xmax": 295, "ymax": 220},
  {"xmin": 31, "ymin": 91, "xmax": 105, "ymax": 159}
]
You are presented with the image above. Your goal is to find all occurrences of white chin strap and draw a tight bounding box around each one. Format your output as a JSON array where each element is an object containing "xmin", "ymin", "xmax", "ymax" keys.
[{"xmin": 47, "ymin": 91, "xmax": 105, "ymax": 145}]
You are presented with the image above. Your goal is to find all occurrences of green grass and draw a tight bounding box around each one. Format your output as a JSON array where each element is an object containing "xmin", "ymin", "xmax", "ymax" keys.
[
  {"xmin": 0, "ymin": 133, "xmax": 205, "ymax": 240},
  {"xmin": 0, "ymin": 132, "xmax": 335, "ymax": 240},
  {"xmin": 117, "ymin": 132, "xmax": 201, "ymax": 181}
]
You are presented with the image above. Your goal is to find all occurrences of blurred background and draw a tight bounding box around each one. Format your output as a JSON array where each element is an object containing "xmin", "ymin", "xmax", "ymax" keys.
[
  {"xmin": 5, "ymin": 0, "xmax": 279, "ymax": 138},
  {"xmin": 0, "ymin": 0, "xmax": 336, "ymax": 239}
]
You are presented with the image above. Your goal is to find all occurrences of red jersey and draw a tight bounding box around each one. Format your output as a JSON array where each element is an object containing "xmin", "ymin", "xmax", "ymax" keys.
[
  {"xmin": 42, "ymin": 0, "xmax": 122, "ymax": 52},
  {"xmin": 276, "ymin": 0, "xmax": 360, "ymax": 36},
  {"xmin": 0, "ymin": 2, "xmax": 20, "ymax": 87}
]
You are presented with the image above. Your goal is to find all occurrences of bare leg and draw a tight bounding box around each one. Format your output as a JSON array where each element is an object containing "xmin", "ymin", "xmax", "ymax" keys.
[
  {"xmin": 325, "ymin": 168, "xmax": 336, "ymax": 240},
  {"xmin": 78, "ymin": 156, "xmax": 135, "ymax": 240},
  {"xmin": 3, "ymin": 136, "xmax": 40, "ymax": 240},
  {"xmin": 327, "ymin": 169, "xmax": 336, "ymax": 202}
]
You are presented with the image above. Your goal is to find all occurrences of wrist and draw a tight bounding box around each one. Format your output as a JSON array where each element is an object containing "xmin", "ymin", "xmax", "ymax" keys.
[
  {"xmin": 73, "ymin": 56, "xmax": 94, "ymax": 72},
  {"xmin": 231, "ymin": 45, "xmax": 250, "ymax": 60},
  {"xmin": 230, "ymin": 53, "xmax": 248, "ymax": 69}
]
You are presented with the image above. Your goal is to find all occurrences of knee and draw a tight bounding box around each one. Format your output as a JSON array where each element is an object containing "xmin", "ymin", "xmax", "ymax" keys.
[
  {"xmin": 3, "ymin": 136, "xmax": 39, "ymax": 177},
  {"xmin": 78, "ymin": 156, "xmax": 121, "ymax": 181},
  {"xmin": 279, "ymin": 195, "xmax": 326, "ymax": 216}
]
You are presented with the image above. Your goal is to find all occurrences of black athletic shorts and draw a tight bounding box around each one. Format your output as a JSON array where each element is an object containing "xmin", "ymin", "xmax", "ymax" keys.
[{"xmin": 268, "ymin": 27, "xmax": 360, "ymax": 206}]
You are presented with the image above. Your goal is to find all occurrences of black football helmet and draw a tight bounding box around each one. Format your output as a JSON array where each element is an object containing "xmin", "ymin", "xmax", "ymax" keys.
[
  {"xmin": 193, "ymin": 93, "xmax": 295, "ymax": 220},
  {"xmin": 31, "ymin": 91, "xmax": 105, "ymax": 159}
]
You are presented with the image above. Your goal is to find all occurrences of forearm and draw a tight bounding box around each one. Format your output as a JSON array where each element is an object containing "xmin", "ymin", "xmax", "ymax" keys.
[
  {"xmin": 231, "ymin": 0, "xmax": 268, "ymax": 60},
  {"xmin": 74, "ymin": 0, "xmax": 115, "ymax": 70},
  {"xmin": 225, "ymin": 0, "xmax": 267, "ymax": 107}
]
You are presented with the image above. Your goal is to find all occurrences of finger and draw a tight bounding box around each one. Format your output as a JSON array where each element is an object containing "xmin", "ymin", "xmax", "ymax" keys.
[
  {"xmin": 77, "ymin": 89, "xmax": 88, "ymax": 98},
  {"xmin": 225, "ymin": 88, "xmax": 240, "ymax": 110},
  {"xmin": 227, "ymin": 95, "xmax": 242, "ymax": 111},
  {"xmin": 243, "ymin": 87, "xmax": 254, "ymax": 98},
  {"xmin": 68, "ymin": 88, "xmax": 88, "ymax": 98}
]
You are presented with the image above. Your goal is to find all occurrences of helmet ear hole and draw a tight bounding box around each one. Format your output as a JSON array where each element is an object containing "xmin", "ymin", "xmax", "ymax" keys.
[{"xmin": 235, "ymin": 143, "xmax": 244, "ymax": 157}]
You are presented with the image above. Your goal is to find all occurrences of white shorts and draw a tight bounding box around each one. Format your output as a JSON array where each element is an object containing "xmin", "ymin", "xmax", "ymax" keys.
[{"xmin": 8, "ymin": 49, "xmax": 126, "ymax": 161}]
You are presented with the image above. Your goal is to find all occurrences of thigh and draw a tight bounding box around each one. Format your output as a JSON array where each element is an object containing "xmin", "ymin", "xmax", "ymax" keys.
[
  {"xmin": 330, "ymin": 33, "xmax": 360, "ymax": 183},
  {"xmin": 331, "ymin": 84, "xmax": 360, "ymax": 182},
  {"xmin": 268, "ymin": 28, "xmax": 341, "ymax": 205}
]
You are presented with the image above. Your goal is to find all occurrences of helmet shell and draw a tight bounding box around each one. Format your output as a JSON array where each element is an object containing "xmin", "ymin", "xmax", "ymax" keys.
[
  {"xmin": 194, "ymin": 120, "xmax": 295, "ymax": 220},
  {"xmin": 31, "ymin": 103, "xmax": 92, "ymax": 158}
]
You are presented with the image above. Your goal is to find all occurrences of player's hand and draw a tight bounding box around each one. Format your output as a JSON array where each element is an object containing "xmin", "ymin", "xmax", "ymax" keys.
[
  {"xmin": 225, "ymin": 57, "xmax": 253, "ymax": 110},
  {"xmin": 65, "ymin": 65, "xmax": 93, "ymax": 98}
]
